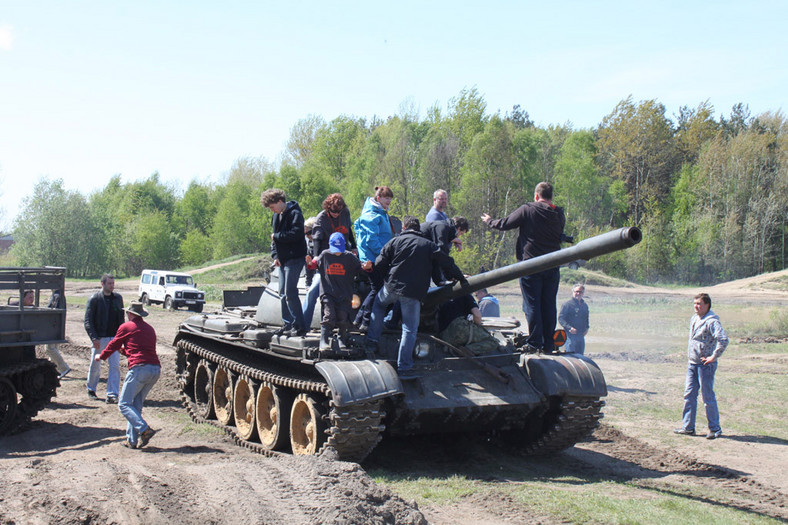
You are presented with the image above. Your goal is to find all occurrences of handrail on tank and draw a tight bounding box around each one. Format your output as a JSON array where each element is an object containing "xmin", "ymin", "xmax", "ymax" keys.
[{"xmin": 423, "ymin": 226, "xmax": 642, "ymax": 308}]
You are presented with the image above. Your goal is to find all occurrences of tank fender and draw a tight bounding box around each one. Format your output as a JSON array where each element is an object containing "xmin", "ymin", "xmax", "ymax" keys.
[
  {"xmin": 315, "ymin": 360, "xmax": 403, "ymax": 407},
  {"xmin": 519, "ymin": 354, "xmax": 607, "ymax": 398}
]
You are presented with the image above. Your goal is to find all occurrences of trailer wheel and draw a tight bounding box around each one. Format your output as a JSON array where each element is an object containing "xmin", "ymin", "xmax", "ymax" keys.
[{"xmin": 0, "ymin": 378, "xmax": 19, "ymax": 435}]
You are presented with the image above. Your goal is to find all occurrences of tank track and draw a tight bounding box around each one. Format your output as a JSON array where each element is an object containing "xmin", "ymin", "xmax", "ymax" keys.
[
  {"xmin": 522, "ymin": 397, "xmax": 605, "ymax": 455},
  {"xmin": 0, "ymin": 359, "xmax": 59, "ymax": 435},
  {"xmin": 176, "ymin": 337, "xmax": 385, "ymax": 462}
]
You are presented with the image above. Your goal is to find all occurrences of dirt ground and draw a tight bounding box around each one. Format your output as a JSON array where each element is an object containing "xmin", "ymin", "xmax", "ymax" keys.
[{"xmin": 1, "ymin": 277, "xmax": 786, "ymax": 524}]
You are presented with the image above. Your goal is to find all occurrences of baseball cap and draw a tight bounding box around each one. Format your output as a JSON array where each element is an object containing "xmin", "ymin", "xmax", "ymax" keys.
[{"xmin": 329, "ymin": 232, "xmax": 345, "ymax": 253}]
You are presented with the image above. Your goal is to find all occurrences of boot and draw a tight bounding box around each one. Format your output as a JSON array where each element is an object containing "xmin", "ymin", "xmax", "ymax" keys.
[
  {"xmin": 319, "ymin": 327, "xmax": 331, "ymax": 351},
  {"xmin": 337, "ymin": 328, "xmax": 349, "ymax": 349}
]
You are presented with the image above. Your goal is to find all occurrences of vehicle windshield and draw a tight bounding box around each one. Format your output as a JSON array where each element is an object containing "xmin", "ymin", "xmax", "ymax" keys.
[{"xmin": 167, "ymin": 275, "xmax": 193, "ymax": 286}]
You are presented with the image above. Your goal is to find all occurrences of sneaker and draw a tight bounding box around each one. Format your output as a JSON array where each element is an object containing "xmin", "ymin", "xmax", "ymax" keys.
[
  {"xmin": 272, "ymin": 327, "xmax": 288, "ymax": 337},
  {"xmin": 673, "ymin": 427, "xmax": 695, "ymax": 436},
  {"xmin": 358, "ymin": 322, "xmax": 370, "ymax": 332},
  {"xmin": 294, "ymin": 327, "xmax": 308, "ymax": 337},
  {"xmin": 706, "ymin": 430, "xmax": 722, "ymax": 440},
  {"xmin": 139, "ymin": 427, "xmax": 157, "ymax": 448},
  {"xmin": 87, "ymin": 390, "xmax": 98, "ymax": 400},
  {"xmin": 59, "ymin": 367, "xmax": 72, "ymax": 380},
  {"xmin": 106, "ymin": 396, "xmax": 118, "ymax": 405},
  {"xmin": 121, "ymin": 440, "xmax": 136, "ymax": 449}
]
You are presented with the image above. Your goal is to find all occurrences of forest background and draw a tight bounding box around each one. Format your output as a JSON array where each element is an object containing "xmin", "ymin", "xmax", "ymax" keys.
[{"xmin": 6, "ymin": 88, "xmax": 788, "ymax": 285}]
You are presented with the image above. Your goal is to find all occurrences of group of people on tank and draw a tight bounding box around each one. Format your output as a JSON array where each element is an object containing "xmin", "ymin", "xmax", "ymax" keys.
[{"xmin": 261, "ymin": 182, "xmax": 590, "ymax": 377}]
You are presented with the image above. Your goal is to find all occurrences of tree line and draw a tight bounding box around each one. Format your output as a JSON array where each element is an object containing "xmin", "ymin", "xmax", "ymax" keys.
[{"xmin": 10, "ymin": 88, "xmax": 788, "ymax": 284}]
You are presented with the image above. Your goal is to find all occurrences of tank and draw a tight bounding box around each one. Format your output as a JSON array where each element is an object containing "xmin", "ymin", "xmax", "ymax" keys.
[
  {"xmin": 174, "ymin": 227, "xmax": 642, "ymax": 462},
  {"xmin": 0, "ymin": 267, "xmax": 66, "ymax": 434}
]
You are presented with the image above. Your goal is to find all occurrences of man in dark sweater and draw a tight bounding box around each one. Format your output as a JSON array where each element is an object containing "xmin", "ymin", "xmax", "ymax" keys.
[
  {"xmin": 262, "ymin": 188, "xmax": 308, "ymax": 336},
  {"xmin": 365, "ymin": 215, "xmax": 467, "ymax": 376},
  {"xmin": 84, "ymin": 274, "xmax": 125, "ymax": 402},
  {"xmin": 482, "ymin": 182, "xmax": 565, "ymax": 352}
]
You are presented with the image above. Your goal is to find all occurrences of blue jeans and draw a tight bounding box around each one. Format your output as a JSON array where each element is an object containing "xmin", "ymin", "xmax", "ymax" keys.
[
  {"xmin": 302, "ymin": 274, "xmax": 321, "ymax": 329},
  {"xmin": 119, "ymin": 363, "xmax": 161, "ymax": 446},
  {"xmin": 565, "ymin": 334, "xmax": 585, "ymax": 355},
  {"xmin": 279, "ymin": 259, "xmax": 306, "ymax": 330},
  {"xmin": 520, "ymin": 268, "xmax": 560, "ymax": 351},
  {"xmin": 681, "ymin": 361, "xmax": 720, "ymax": 432},
  {"xmin": 87, "ymin": 336, "xmax": 121, "ymax": 397},
  {"xmin": 367, "ymin": 287, "xmax": 421, "ymax": 372}
]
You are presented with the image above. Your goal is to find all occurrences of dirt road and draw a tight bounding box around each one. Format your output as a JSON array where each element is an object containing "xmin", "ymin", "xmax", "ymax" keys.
[{"xmin": 1, "ymin": 280, "xmax": 786, "ymax": 524}]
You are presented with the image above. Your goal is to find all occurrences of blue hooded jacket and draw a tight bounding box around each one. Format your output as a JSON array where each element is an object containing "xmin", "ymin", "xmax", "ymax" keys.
[{"xmin": 353, "ymin": 197, "xmax": 394, "ymax": 263}]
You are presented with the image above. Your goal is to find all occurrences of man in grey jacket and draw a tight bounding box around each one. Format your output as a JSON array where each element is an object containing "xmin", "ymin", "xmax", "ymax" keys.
[{"xmin": 674, "ymin": 293, "xmax": 728, "ymax": 439}]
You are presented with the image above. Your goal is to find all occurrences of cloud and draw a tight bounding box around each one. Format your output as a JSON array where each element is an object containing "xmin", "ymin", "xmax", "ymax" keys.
[{"xmin": 0, "ymin": 24, "xmax": 13, "ymax": 51}]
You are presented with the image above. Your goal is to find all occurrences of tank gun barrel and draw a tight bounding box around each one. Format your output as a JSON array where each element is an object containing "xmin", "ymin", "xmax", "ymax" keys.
[{"xmin": 424, "ymin": 226, "xmax": 642, "ymax": 307}]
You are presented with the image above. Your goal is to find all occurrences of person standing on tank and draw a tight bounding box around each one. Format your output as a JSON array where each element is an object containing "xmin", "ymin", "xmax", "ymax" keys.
[
  {"xmin": 84, "ymin": 274, "xmax": 125, "ymax": 403},
  {"xmin": 95, "ymin": 301, "xmax": 160, "ymax": 449},
  {"xmin": 481, "ymin": 182, "xmax": 565, "ymax": 352},
  {"xmin": 261, "ymin": 188, "xmax": 308, "ymax": 337},
  {"xmin": 426, "ymin": 189, "xmax": 450, "ymax": 222},
  {"xmin": 304, "ymin": 194, "xmax": 358, "ymax": 327},
  {"xmin": 674, "ymin": 293, "xmax": 728, "ymax": 440},
  {"xmin": 558, "ymin": 284, "xmax": 589, "ymax": 355},
  {"xmin": 365, "ymin": 215, "xmax": 467, "ymax": 378},
  {"xmin": 353, "ymin": 186, "xmax": 396, "ymax": 331}
]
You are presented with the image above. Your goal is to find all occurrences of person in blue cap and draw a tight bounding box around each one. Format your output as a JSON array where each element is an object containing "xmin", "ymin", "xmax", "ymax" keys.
[{"xmin": 308, "ymin": 231, "xmax": 362, "ymax": 353}]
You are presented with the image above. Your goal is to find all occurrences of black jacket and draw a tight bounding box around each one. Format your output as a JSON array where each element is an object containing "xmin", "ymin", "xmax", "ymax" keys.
[
  {"xmin": 487, "ymin": 201, "xmax": 565, "ymax": 261},
  {"xmin": 375, "ymin": 229, "xmax": 465, "ymax": 300},
  {"xmin": 271, "ymin": 200, "xmax": 307, "ymax": 263},
  {"xmin": 420, "ymin": 220, "xmax": 458, "ymax": 255},
  {"xmin": 84, "ymin": 291, "xmax": 125, "ymax": 340}
]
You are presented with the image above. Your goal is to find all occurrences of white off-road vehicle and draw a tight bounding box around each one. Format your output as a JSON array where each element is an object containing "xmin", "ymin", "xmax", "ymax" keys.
[{"xmin": 139, "ymin": 269, "xmax": 206, "ymax": 312}]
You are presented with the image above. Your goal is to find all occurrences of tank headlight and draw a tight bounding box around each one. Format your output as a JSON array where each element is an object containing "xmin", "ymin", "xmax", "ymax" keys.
[
  {"xmin": 414, "ymin": 341, "xmax": 431, "ymax": 359},
  {"xmin": 351, "ymin": 294, "xmax": 361, "ymax": 310}
]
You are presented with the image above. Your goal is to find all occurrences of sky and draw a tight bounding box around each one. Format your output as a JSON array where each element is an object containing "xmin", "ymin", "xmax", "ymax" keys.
[{"xmin": 1, "ymin": 1, "xmax": 786, "ymax": 230}]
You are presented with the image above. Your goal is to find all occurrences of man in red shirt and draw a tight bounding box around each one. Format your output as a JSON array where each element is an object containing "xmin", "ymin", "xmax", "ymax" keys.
[{"xmin": 95, "ymin": 301, "xmax": 160, "ymax": 449}]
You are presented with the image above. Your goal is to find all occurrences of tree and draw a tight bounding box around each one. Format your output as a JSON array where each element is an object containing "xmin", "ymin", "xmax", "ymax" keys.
[
  {"xmin": 12, "ymin": 179, "xmax": 102, "ymax": 277},
  {"xmin": 597, "ymin": 97, "xmax": 679, "ymax": 225},
  {"xmin": 285, "ymin": 114, "xmax": 326, "ymax": 168}
]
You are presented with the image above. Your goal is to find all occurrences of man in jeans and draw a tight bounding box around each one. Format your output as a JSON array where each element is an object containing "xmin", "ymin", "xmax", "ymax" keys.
[
  {"xmin": 261, "ymin": 188, "xmax": 308, "ymax": 337},
  {"xmin": 84, "ymin": 274, "xmax": 125, "ymax": 403},
  {"xmin": 95, "ymin": 301, "xmax": 160, "ymax": 449},
  {"xmin": 365, "ymin": 215, "xmax": 466, "ymax": 377},
  {"xmin": 674, "ymin": 293, "xmax": 729, "ymax": 439}
]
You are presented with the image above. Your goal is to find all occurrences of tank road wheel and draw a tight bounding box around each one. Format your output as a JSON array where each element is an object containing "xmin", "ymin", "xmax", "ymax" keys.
[
  {"xmin": 213, "ymin": 366, "xmax": 235, "ymax": 426},
  {"xmin": 0, "ymin": 378, "xmax": 19, "ymax": 435},
  {"xmin": 141, "ymin": 293, "xmax": 150, "ymax": 306},
  {"xmin": 193, "ymin": 360, "xmax": 215, "ymax": 420},
  {"xmin": 164, "ymin": 296, "xmax": 174, "ymax": 310},
  {"xmin": 255, "ymin": 383, "xmax": 293, "ymax": 451},
  {"xmin": 233, "ymin": 377, "xmax": 258, "ymax": 442},
  {"xmin": 289, "ymin": 393, "xmax": 327, "ymax": 456}
]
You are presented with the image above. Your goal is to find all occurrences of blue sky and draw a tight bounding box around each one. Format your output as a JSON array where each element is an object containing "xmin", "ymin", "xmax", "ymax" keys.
[{"xmin": 1, "ymin": 1, "xmax": 786, "ymax": 230}]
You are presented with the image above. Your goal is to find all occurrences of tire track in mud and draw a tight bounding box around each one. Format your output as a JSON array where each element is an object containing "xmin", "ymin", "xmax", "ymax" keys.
[{"xmin": 570, "ymin": 425, "xmax": 788, "ymax": 521}]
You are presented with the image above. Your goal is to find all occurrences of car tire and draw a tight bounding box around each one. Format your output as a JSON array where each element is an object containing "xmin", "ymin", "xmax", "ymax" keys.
[
  {"xmin": 192, "ymin": 303, "xmax": 204, "ymax": 313},
  {"xmin": 141, "ymin": 293, "xmax": 150, "ymax": 306},
  {"xmin": 164, "ymin": 296, "xmax": 174, "ymax": 310},
  {"xmin": 568, "ymin": 262, "xmax": 579, "ymax": 270}
]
